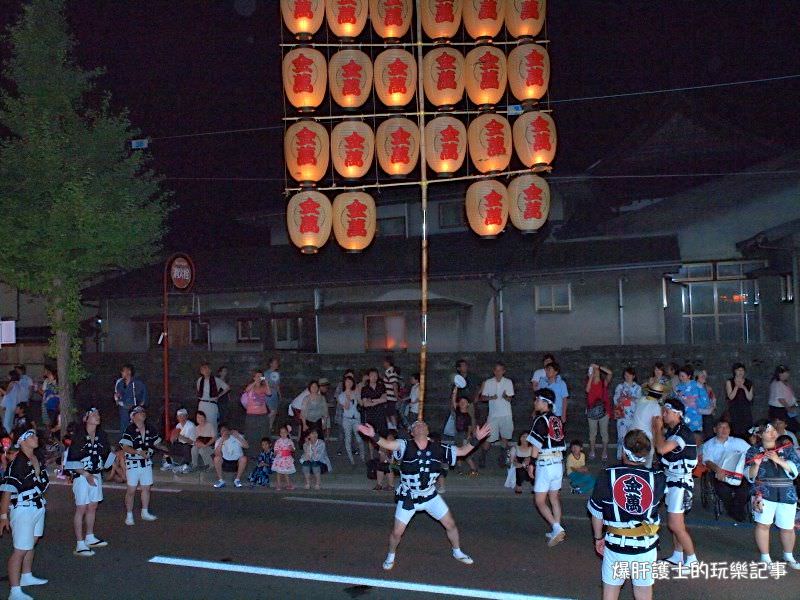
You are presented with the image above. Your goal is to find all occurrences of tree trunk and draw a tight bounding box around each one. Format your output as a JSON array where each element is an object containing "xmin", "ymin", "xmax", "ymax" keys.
[{"xmin": 53, "ymin": 308, "xmax": 72, "ymax": 438}]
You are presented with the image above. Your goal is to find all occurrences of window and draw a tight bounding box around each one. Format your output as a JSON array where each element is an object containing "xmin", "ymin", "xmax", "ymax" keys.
[
  {"xmin": 681, "ymin": 280, "xmax": 759, "ymax": 343},
  {"xmin": 535, "ymin": 283, "xmax": 572, "ymax": 312},
  {"xmin": 673, "ymin": 263, "xmax": 713, "ymax": 281},
  {"xmin": 191, "ymin": 320, "xmax": 208, "ymax": 345},
  {"xmin": 236, "ymin": 318, "xmax": 261, "ymax": 342},
  {"xmin": 365, "ymin": 314, "xmax": 407, "ymax": 351},
  {"xmin": 376, "ymin": 216, "xmax": 406, "ymax": 238},
  {"xmin": 272, "ymin": 317, "xmax": 302, "ymax": 349},
  {"xmin": 438, "ymin": 201, "xmax": 466, "ymax": 229},
  {"xmin": 781, "ymin": 274, "xmax": 794, "ymax": 303}
]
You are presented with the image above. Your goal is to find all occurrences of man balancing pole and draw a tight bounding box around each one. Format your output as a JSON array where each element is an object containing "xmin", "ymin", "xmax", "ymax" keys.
[{"xmin": 358, "ymin": 419, "xmax": 491, "ymax": 571}]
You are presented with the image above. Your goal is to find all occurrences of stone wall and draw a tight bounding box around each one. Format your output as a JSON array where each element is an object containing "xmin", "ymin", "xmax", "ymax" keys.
[{"xmin": 79, "ymin": 344, "xmax": 800, "ymax": 436}]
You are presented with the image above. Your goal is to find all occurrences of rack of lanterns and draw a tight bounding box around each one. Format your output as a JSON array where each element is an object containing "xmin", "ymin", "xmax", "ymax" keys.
[{"xmin": 281, "ymin": 0, "xmax": 556, "ymax": 253}]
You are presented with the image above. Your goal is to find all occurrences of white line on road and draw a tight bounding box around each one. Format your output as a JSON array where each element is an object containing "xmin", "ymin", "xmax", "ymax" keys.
[
  {"xmin": 48, "ymin": 480, "xmax": 182, "ymax": 494},
  {"xmin": 149, "ymin": 556, "xmax": 577, "ymax": 600}
]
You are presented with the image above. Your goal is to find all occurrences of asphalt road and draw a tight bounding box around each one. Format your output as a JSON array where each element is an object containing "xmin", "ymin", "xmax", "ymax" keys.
[{"xmin": 3, "ymin": 476, "xmax": 798, "ymax": 600}]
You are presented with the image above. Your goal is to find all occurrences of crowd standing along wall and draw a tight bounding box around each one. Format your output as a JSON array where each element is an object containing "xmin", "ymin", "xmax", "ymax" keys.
[{"xmin": 78, "ymin": 344, "xmax": 800, "ymax": 436}]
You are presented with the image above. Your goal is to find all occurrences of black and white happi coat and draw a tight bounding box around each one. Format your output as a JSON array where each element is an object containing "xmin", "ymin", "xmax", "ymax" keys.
[
  {"xmin": 0, "ymin": 454, "xmax": 49, "ymax": 508},
  {"xmin": 588, "ymin": 465, "xmax": 667, "ymax": 554},
  {"xmin": 119, "ymin": 423, "xmax": 162, "ymax": 469},
  {"xmin": 393, "ymin": 438, "xmax": 458, "ymax": 509},
  {"xmin": 660, "ymin": 422, "xmax": 697, "ymax": 488},
  {"xmin": 526, "ymin": 410, "xmax": 567, "ymax": 457},
  {"xmin": 65, "ymin": 429, "xmax": 116, "ymax": 475}
]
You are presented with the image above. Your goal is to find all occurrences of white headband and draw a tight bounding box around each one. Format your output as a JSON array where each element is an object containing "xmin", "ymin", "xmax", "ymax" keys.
[
  {"xmin": 663, "ymin": 402, "xmax": 683, "ymax": 416},
  {"xmin": 623, "ymin": 447, "xmax": 648, "ymax": 464},
  {"xmin": 15, "ymin": 429, "xmax": 36, "ymax": 447}
]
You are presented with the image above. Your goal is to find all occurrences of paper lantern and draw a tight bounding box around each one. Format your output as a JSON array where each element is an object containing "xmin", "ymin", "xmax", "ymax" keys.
[
  {"xmin": 287, "ymin": 191, "xmax": 332, "ymax": 253},
  {"xmin": 330, "ymin": 120, "xmax": 374, "ymax": 180},
  {"xmin": 370, "ymin": 0, "xmax": 413, "ymax": 41},
  {"xmin": 329, "ymin": 49, "xmax": 373, "ymax": 109},
  {"xmin": 465, "ymin": 46, "xmax": 507, "ymax": 108},
  {"xmin": 424, "ymin": 116, "xmax": 467, "ymax": 177},
  {"xmin": 463, "ymin": 0, "xmax": 505, "ymax": 41},
  {"xmin": 284, "ymin": 120, "xmax": 330, "ymax": 185},
  {"xmin": 376, "ymin": 118, "xmax": 419, "ymax": 177},
  {"xmin": 505, "ymin": 0, "xmax": 546, "ymax": 39},
  {"xmin": 507, "ymin": 174, "xmax": 550, "ymax": 232},
  {"xmin": 325, "ymin": 0, "xmax": 368, "ymax": 40},
  {"xmin": 507, "ymin": 43, "xmax": 549, "ymax": 104},
  {"xmin": 374, "ymin": 49, "xmax": 417, "ymax": 108},
  {"xmin": 420, "ymin": 0, "xmax": 462, "ymax": 40},
  {"xmin": 466, "ymin": 179, "xmax": 508, "ymax": 238},
  {"xmin": 422, "ymin": 47, "xmax": 464, "ymax": 110},
  {"xmin": 280, "ymin": 0, "xmax": 325, "ymax": 40},
  {"xmin": 468, "ymin": 113, "xmax": 512, "ymax": 173},
  {"xmin": 513, "ymin": 110, "xmax": 556, "ymax": 170},
  {"xmin": 282, "ymin": 48, "xmax": 327, "ymax": 112},
  {"xmin": 333, "ymin": 192, "xmax": 376, "ymax": 252}
]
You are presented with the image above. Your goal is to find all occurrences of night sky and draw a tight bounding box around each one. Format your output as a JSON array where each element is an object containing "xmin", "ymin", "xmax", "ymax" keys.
[{"xmin": 2, "ymin": 1, "xmax": 799, "ymax": 249}]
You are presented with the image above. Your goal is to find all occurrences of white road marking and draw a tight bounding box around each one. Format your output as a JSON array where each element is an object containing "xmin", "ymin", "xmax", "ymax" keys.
[
  {"xmin": 149, "ymin": 556, "xmax": 577, "ymax": 600},
  {"xmin": 48, "ymin": 480, "xmax": 181, "ymax": 493}
]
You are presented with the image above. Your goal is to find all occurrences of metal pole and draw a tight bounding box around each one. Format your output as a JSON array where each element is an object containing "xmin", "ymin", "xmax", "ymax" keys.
[
  {"xmin": 793, "ymin": 249, "xmax": 800, "ymax": 342},
  {"xmin": 162, "ymin": 260, "xmax": 171, "ymax": 436},
  {"xmin": 414, "ymin": 0, "xmax": 428, "ymax": 422},
  {"xmin": 618, "ymin": 277, "xmax": 625, "ymax": 345}
]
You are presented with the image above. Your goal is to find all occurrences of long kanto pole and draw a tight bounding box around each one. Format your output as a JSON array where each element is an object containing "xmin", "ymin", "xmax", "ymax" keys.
[{"xmin": 414, "ymin": 0, "xmax": 428, "ymax": 422}]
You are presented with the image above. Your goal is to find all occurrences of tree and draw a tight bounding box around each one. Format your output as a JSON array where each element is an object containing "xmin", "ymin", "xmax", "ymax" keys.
[{"xmin": 0, "ymin": 0, "xmax": 169, "ymax": 430}]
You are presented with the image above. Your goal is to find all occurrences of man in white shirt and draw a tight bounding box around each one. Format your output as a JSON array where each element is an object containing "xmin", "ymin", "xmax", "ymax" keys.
[
  {"xmin": 479, "ymin": 362, "xmax": 515, "ymax": 467},
  {"xmin": 212, "ymin": 425, "xmax": 248, "ymax": 489},
  {"xmin": 702, "ymin": 418, "xmax": 751, "ymax": 522},
  {"xmin": 631, "ymin": 382, "xmax": 666, "ymax": 468},
  {"xmin": 530, "ymin": 354, "xmax": 555, "ymax": 393},
  {"xmin": 163, "ymin": 409, "xmax": 197, "ymax": 473}
]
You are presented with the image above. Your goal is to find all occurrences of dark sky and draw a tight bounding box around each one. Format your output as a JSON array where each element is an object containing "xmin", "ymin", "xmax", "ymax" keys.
[{"xmin": 2, "ymin": 1, "xmax": 799, "ymax": 248}]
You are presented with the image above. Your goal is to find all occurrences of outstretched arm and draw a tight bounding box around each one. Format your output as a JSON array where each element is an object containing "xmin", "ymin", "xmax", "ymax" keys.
[
  {"xmin": 357, "ymin": 423, "xmax": 400, "ymax": 452},
  {"xmin": 455, "ymin": 422, "xmax": 491, "ymax": 457}
]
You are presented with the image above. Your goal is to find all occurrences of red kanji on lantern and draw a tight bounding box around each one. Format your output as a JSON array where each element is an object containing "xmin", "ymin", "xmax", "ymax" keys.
[
  {"xmin": 439, "ymin": 125, "xmax": 460, "ymax": 161},
  {"xmin": 478, "ymin": 51, "xmax": 500, "ymax": 90},
  {"xmin": 483, "ymin": 189, "xmax": 504, "ymax": 226},
  {"xmin": 299, "ymin": 196, "xmax": 321, "ymax": 233},
  {"xmin": 294, "ymin": 0, "xmax": 314, "ymax": 19},
  {"xmin": 436, "ymin": 52, "xmax": 457, "ymax": 90},
  {"xmin": 532, "ymin": 115, "xmax": 552, "ymax": 152},
  {"xmin": 296, "ymin": 127, "xmax": 318, "ymax": 166},
  {"xmin": 478, "ymin": 0, "xmax": 498, "ymax": 20},
  {"xmin": 337, "ymin": 0, "xmax": 357, "ymax": 24},
  {"xmin": 384, "ymin": 0, "xmax": 403, "ymax": 27},
  {"xmin": 291, "ymin": 53, "xmax": 314, "ymax": 94},
  {"xmin": 525, "ymin": 49, "xmax": 544, "ymax": 87},
  {"xmin": 435, "ymin": 0, "xmax": 455, "ymax": 23},
  {"xmin": 345, "ymin": 198, "xmax": 368, "ymax": 237},
  {"xmin": 484, "ymin": 119, "xmax": 506, "ymax": 157},
  {"xmin": 387, "ymin": 58, "xmax": 408, "ymax": 95},
  {"xmin": 522, "ymin": 182, "xmax": 543, "ymax": 219},
  {"xmin": 520, "ymin": 0, "xmax": 539, "ymax": 20},
  {"xmin": 390, "ymin": 127, "xmax": 411, "ymax": 164},
  {"xmin": 341, "ymin": 60, "xmax": 363, "ymax": 96},
  {"xmin": 343, "ymin": 131, "xmax": 365, "ymax": 167}
]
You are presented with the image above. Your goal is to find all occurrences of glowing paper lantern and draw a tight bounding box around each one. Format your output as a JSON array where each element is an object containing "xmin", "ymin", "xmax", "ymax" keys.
[
  {"xmin": 465, "ymin": 46, "xmax": 507, "ymax": 108},
  {"xmin": 376, "ymin": 118, "xmax": 420, "ymax": 177},
  {"xmin": 282, "ymin": 48, "xmax": 327, "ymax": 112},
  {"xmin": 422, "ymin": 47, "xmax": 464, "ymax": 110},
  {"xmin": 465, "ymin": 179, "xmax": 508, "ymax": 238},
  {"xmin": 370, "ymin": 0, "xmax": 413, "ymax": 41},
  {"xmin": 284, "ymin": 120, "xmax": 330, "ymax": 185},
  {"xmin": 505, "ymin": 0, "xmax": 546, "ymax": 39},
  {"xmin": 280, "ymin": 0, "xmax": 325, "ymax": 40},
  {"xmin": 332, "ymin": 192, "xmax": 376, "ymax": 252},
  {"xmin": 287, "ymin": 191, "xmax": 332, "ymax": 253},
  {"xmin": 330, "ymin": 120, "xmax": 374, "ymax": 180},
  {"xmin": 329, "ymin": 49, "xmax": 373, "ymax": 109},
  {"xmin": 463, "ymin": 0, "xmax": 505, "ymax": 41},
  {"xmin": 325, "ymin": 0, "xmax": 368, "ymax": 40},
  {"xmin": 420, "ymin": 0, "xmax": 462, "ymax": 40},
  {"xmin": 507, "ymin": 43, "xmax": 549, "ymax": 104},
  {"xmin": 424, "ymin": 116, "xmax": 467, "ymax": 177},
  {"xmin": 467, "ymin": 113, "xmax": 512, "ymax": 173},
  {"xmin": 374, "ymin": 49, "xmax": 417, "ymax": 108},
  {"xmin": 507, "ymin": 174, "xmax": 550, "ymax": 232},
  {"xmin": 512, "ymin": 110, "xmax": 556, "ymax": 170}
]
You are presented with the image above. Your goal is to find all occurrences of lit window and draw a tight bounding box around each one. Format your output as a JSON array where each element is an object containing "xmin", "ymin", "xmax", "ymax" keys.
[{"xmin": 365, "ymin": 314, "xmax": 407, "ymax": 351}]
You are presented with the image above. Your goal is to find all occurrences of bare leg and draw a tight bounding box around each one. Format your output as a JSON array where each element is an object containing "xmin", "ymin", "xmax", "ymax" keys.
[
  {"xmin": 548, "ymin": 490, "xmax": 562, "ymax": 526},
  {"xmin": 535, "ymin": 492, "xmax": 556, "ymax": 527},
  {"xmin": 388, "ymin": 519, "xmax": 408, "ymax": 554},
  {"xmin": 602, "ymin": 584, "xmax": 622, "ymax": 600},
  {"xmin": 8, "ymin": 548, "xmax": 26, "ymax": 586},
  {"xmin": 440, "ymin": 512, "xmax": 461, "ymax": 550},
  {"xmin": 21, "ymin": 545, "xmax": 35, "ymax": 576},
  {"xmin": 237, "ymin": 456, "xmax": 247, "ymax": 480},
  {"xmin": 85, "ymin": 502, "xmax": 97, "ymax": 537},
  {"xmin": 140, "ymin": 486, "xmax": 151, "ymax": 511},
  {"xmin": 754, "ymin": 523, "xmax": 771, "ymax": 555},
  {"xmin": 314, "ymin": 469, "xmax": 321, "ymax": 488},
  {"xmin": 632, "ymin": 585, "xmax": 653, "ymax": 600},
  {"xmin": 74, "ymin": 505, "xmax": 87, "ymax": 541},
  {"xmin": 125, "ymin": 486, "xmax": 136, "ymax": 513},
  {"xmin": 668, "ymin": 512, "xmax": 694, "ymax": 555},
  {"xmin": 304, "ymin": 468, "xmax": 311, "ymax": 487},
  {"xmin": 779, "ymin": 526, "xmax": 796, "ymax": 555},
  {"xmin": 213, "ymin": 454, "xmax": 223, "ymax": 480}
]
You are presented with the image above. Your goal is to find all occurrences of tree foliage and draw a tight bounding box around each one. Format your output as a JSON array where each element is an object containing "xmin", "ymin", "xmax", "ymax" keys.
[{"xmin": 0, "ymin": 0, "xmax": 169, "ymax": 420}]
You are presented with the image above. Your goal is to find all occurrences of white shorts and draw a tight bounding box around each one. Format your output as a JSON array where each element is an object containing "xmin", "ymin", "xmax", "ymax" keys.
[
  {"xmin": 754, "ymin": 499, "xmax": 797, "ymax": 530},
  {"xmin": 487, "ymin": 415, "xmax": 514, "ymax": 442},
  {"xmin": 394, "ymin": 494, "xmax": 450, "ymax": 525},
  {"xmin": 534, "ymin": 461, "xmax": 564, "ymax": 493},
  {"xmin": 665, "ymin": 482, "xmax": 693, "ymax": 514},
  {"xmin": 9, "ymin": 505, "xmax": 45, "ymax": 551},
  {"xmin": 126, "ymin": 465, "xmax": 154, "ymax": 487},
  {"xmin": 73, "ymin": 474, "xmax": 104, "ymax": 506},
  {"xmin": 602, "ymin": 547, "xmax": 657, "ymax": 587}
]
